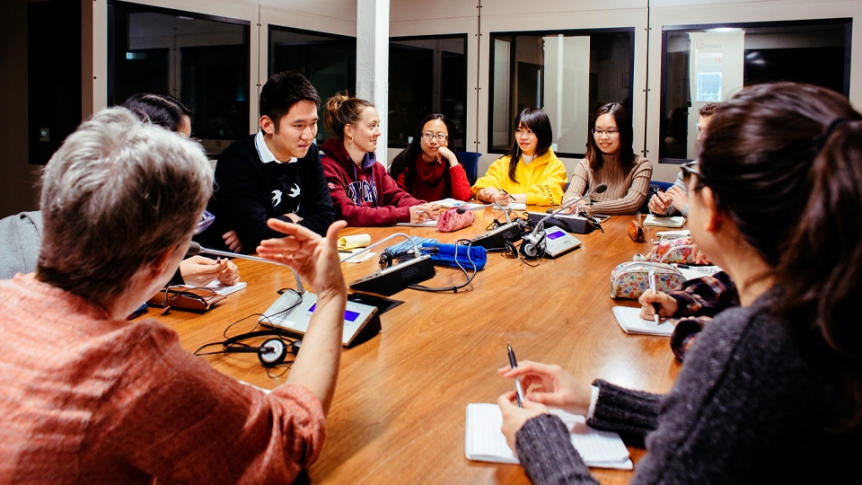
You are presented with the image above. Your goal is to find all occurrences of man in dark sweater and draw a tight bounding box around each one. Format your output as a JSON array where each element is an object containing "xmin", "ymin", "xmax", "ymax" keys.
[{"xmin": 205, "ymin": 72, "xmax": 335, "ymax": 253}]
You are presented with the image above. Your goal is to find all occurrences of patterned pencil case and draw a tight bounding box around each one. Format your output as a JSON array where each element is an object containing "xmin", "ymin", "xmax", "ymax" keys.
[
  {"xmin": 647, "ymin": 236, "xmax": 695, "ymax": 264},
  {"xmin": 610, "ymin": 261, "xmax": 685, "ymax": 299}
]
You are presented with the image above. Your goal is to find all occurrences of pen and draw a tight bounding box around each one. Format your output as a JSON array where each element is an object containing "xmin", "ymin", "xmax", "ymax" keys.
[
  {"xmin": 677, "ymin": 264, "xmax": 714, "ymax": 273},
  {"xmin": 648, "ymin": 270, "xmax": 660, "ymax": 325},
  {"xmin": 507, "ymin": 342, "xmax": 525, "ymax": 408}
]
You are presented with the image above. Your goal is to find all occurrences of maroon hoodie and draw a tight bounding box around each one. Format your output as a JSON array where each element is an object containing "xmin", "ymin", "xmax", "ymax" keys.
[{"xmin": 320, "ymin": 138, "xmax": 426, "ymax": 226}]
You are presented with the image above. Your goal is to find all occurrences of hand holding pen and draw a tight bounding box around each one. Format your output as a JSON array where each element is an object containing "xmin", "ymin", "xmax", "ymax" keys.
[
  {"xmin": 648, "ymin": 270, "xmax": 661, "ymax": 326},
  {"xmin": 507, "ymin": 342, "xmax": 525, "ymax": 407}
]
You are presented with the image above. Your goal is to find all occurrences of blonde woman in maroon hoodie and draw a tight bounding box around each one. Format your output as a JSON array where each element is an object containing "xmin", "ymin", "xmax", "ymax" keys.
[{"xmin": 320, "ymin": 92, "xmax": 439, "ymax": 226}]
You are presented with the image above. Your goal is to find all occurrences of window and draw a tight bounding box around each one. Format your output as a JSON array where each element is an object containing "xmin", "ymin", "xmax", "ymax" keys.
[
  {"xmin": 389, "ymin": 35, "xmax": 468, "ymax": 151},
  {"xmin": 659, "ymin": 19, "xmax": 852, "ymax": 162},
  {"xmin": 489, "ymin": 29, "xmax": 634, "ymax": 158},
  {"xmin": 269, "ymin": 27, "xmax": 356, "ymax": 143},
  {"xmin": 108, "ymin": 1, "xmax": 250, "ymax": 156},
  {"xmin": 29, "ymin": 0, "xmax": 81, "ymax": 164}
]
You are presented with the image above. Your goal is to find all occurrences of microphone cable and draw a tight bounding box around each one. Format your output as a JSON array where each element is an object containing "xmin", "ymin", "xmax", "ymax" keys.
[{"xmin": 407, "ymin": 239, "xmax": 479, "ymax": 293}]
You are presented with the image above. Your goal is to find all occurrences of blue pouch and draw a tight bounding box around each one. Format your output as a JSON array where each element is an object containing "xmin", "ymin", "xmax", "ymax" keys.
[{"xmin": 421, "ymin": 242, "xmax": 487, "ymax": 270}]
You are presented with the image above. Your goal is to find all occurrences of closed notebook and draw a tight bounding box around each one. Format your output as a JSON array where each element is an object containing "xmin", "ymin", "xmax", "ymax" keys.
[
  {"xmin": 643, "ymin": 214, "xmax": 685, "ymax": 228},
  {"xmin": 613, "ymin": 306, "xmax": 675, "ymax": 337},
  {"xmin": 465, "ymin": 403, "xmax": 632, "ymax": 469}
]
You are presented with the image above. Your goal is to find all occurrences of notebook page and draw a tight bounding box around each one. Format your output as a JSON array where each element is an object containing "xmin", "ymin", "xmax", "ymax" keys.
[
  {"xmin": 466, "ymin": 403, "xmax": 518, "ymax": 463},
  {"xmin": 643, "ymin": 214, "xmax": 685, "ymax": 228},
  {"xmin": 613, "ymin": 306, "xmax": 675, "ymax": 337},
  {"xmin": 206, "ymin": 280, "xmax": 247, "ymax": 296},
  {"xmin": 466, "ymin": 403, "xmax": 631, "ymax": 467},
  {"xmin": 551, "ymin": 410, "xmax": 630, "ymax": 463}
]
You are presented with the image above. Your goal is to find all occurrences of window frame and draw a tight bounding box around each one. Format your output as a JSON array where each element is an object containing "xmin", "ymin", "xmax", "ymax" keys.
[
  {"xmin": 487, "ymin": 27, "xmax": 635, "ymax": 159},
  {"xmin": 108, "ymin": 0, "xmax": 251, "ymax": 103},
  {"xmin": 388, "ymin": 33, "xmax": 469, "ymax": 151},
  {"xmin": 267, "ymin": 24, "xmax": 357, "ymax": 79},
  {"xmin": 107, "ymin": 0, "xmax": 251, "ymax": 153},
  {"xmin": 658, "ymin": 17, "xmax": 852, "ymax": 165}
]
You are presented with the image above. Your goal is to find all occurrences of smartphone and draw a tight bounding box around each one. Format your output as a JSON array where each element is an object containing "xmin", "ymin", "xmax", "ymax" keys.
[{"xmin": 592, "ymin": 214, "xmax": 611, "ymax": 223}]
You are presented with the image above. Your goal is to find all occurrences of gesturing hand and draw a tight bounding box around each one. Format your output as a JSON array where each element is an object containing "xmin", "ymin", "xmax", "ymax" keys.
[{"xmin": 256, "ymin": 220, "xmax": 348, "ymax": 299}]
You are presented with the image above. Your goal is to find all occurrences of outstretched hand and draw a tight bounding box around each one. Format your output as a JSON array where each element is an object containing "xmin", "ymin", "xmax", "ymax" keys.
[{"xmin": 256, "ymin": 219, "xmax": 348, "ymax": 299}]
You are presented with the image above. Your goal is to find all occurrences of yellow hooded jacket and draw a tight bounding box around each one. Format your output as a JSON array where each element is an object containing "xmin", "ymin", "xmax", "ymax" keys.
[{"xmin": 471, "ymin": 149, "xmax": 568, "ymax": 206}]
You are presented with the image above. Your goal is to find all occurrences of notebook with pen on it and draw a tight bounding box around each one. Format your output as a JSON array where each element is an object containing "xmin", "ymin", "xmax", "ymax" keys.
[
  {"xmin": 465, "ymin": 403, "xmax": 632, "ymax": 469},
  {"xmin": 612, "ymin": 306, "xmax": 675, "ymax": 337}
]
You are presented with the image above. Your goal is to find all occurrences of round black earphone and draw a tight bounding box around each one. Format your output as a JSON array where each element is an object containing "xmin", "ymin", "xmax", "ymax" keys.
[
  {"xmin": 519, "ymin": 234, "xmax": 546, "ymax": 259},
  {"xmin": 195, "ymin": 328, "xmax": 301, "ymax": 368}
]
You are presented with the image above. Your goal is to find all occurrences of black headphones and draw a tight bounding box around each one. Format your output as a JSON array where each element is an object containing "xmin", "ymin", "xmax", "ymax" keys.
[
  {"xmin": 195, "ymin": 328, "xmax": 301, "ymax": 368},
  {"xmin": 519, "ymin": 233, "xmax": 547, "ymax": 259}
]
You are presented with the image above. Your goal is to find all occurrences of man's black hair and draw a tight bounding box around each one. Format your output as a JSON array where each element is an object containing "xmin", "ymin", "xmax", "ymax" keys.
[{"xmin": 259, "ymin": 71, "xmax": 321, "ymax": 130}]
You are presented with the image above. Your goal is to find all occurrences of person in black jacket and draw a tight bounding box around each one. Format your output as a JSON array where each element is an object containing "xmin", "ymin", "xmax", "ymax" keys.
[
  {"xmin": 497, "ymin": 82, "xmax": 862, "ymax": 484},
  {"xmin": 205, "ymin": 71, "xmax": 336, "ymax": 253}
]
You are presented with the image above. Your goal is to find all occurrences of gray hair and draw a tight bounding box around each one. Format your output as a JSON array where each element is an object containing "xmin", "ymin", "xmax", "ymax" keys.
[{"xmin": 36, "ymin": 107, "xmax": 213, "ymax": 305}]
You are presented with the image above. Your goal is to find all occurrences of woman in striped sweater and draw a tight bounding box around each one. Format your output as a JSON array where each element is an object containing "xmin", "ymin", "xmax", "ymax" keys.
[{"xmin": 563, "ymin": 103, "xmax": 652, "ymax": 214}]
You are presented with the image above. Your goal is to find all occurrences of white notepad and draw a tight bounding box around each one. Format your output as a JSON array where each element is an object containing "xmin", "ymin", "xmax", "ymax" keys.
[
  {"xmin": 432, "ymin": 198, "xmax": 487, "ymax": 211},
  {"xmin": 465, "ymin": 403, "xmax": 632, "ymax": 469},
  {"xmin": 612, "ymin": 306, "xmax": 675, "ymax": 337},
  {"xmin": 396, "ymin": 220, "xmax": 438, "ymax": 227},
  {"xmin": 643, "ymin": 214, "xmax": 685, "ymax": 228},
  {"xmin": 337, "ymin": 248, "xmax": 377, "ymax": 263},
  {"xmin": 206, "ymin": 280, "xmax": 247, "ymax": 296},
  {"xmin": 675, "ymin": 264, "xmax": 722, "ymax": 281}
]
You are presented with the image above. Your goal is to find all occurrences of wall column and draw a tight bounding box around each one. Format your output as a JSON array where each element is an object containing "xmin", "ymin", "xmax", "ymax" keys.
[{"xmin": 356, "ymin": 0, "xmax": 389, "ymax": 165}]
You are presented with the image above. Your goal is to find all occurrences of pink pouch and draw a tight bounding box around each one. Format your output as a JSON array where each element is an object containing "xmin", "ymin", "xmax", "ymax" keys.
[{"xmin": 436, "ymin": 206, "xmax": 475, "ymax": 232}]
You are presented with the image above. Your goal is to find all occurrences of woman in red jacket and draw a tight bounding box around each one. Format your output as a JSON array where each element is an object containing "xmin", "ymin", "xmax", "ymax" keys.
[
  {"xmin": 320, "ymin": 92, "xmax": 439, "ymax": 226},
  {"xmin": 389, "ymin": 114, "xmax": 472, "ymax": 202}
]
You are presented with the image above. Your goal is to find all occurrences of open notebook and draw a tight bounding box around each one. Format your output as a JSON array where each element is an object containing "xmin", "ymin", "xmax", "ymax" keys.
[
  {"xmin": 465, "ymin": 403, "xmax": 632, "ymax": 469},
  {"xmin": 613, "ymin": 306, "xmax": 675, "ymax": 337}
]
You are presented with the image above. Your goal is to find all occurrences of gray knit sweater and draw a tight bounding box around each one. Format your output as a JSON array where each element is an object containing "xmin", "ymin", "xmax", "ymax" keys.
[
  {"xmin": 515, "ymin": 292, "xmax": 859, "ymax": 484},
  {"xmin": 0, "ymin": 211, "xmax": 42, "ymax": 280}
]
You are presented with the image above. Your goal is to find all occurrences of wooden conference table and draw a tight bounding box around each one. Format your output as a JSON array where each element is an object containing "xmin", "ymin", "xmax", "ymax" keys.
[{"xmin": 157, "ymin": 208, "xmax": 681, "ymax": 485}]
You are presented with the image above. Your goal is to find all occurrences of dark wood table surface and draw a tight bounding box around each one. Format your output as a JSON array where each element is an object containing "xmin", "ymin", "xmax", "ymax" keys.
[{"xmin": 155, "ymin": 208, "xmax": 681, "ymax": 485}]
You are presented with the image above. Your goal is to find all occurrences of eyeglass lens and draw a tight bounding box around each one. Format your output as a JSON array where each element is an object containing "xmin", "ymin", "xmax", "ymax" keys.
[{"xmin": 422, "ymin": 133, "xmax": 448, "ymax": 141}]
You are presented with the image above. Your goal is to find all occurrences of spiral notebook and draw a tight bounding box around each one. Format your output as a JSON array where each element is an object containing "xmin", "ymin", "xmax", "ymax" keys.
[{"xmin": 465, "ymin": 403, "xmax": 632, "ymax": 469}]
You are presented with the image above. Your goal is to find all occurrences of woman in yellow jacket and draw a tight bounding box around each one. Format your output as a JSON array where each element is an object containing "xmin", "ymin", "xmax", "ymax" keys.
[{"xmin": 472, "ymin": 108, "xmax": 568, "ymax": 206}]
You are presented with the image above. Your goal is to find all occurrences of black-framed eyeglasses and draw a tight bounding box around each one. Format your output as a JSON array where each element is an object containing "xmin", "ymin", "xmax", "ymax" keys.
[
  {"xmin": 591, "ymin": 128, "xmax": 620, "ymax": 137},
  {"xmin": 421, "ymin": 132, "xmax": 448, "ymax": 142},
  {"xmin": 680, "ymin": 160, "xmax": 707, "ymax": 186}
]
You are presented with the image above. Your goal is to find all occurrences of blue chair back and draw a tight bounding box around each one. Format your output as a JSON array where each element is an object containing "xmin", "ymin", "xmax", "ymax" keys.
[
  {"xmin": 640, "ymin": 181, "xmax": 674, "ymax": 213},
  {"xmin": 650, "ymin": 181, "xmax": 673, "ymax": 192},
  {"xmin": 456, "ymin": 151, "xmax": 481, "ymax": 185}
]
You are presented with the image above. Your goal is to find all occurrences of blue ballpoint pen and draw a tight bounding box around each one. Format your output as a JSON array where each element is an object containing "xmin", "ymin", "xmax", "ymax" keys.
[{"xmin": 507, "ymin": 342, "xmax": 525, "ymax": 408}]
